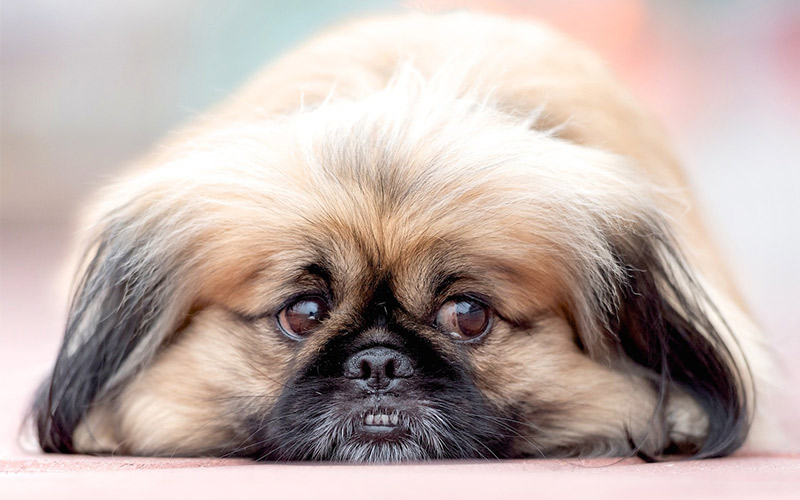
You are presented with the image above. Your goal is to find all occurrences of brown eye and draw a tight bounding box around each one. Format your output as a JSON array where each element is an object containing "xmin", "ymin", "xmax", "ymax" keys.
[
  {"xmin": 435, "ymin": 298, "xmax": 491, "ymax": 341},
  {"xmin": 277, "ymin": 297, "xmax": 329, "ymax": 339}
]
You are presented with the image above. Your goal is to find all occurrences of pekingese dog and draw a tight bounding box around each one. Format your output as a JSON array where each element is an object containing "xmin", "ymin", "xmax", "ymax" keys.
[{"xmin": 33, "ymin": 12, "xmax": 770, "ymax": 462}]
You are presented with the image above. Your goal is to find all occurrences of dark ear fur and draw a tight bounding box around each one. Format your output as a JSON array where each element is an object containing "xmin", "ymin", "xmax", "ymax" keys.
[
  {"xmin": 33, "ymin": 225, "xmax": 182, "ymax": 453},
  {"xmin": 609, "ymin": 229, "xmax": 752, "ymax": 459}
]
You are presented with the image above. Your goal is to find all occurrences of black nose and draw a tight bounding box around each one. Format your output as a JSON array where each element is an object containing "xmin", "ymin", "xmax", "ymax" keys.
[{"xmin": 344, "ymin": 347, "xmax": 414, "ymax": 390}]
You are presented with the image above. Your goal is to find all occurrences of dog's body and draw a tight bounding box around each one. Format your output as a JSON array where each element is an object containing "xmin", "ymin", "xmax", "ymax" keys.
[{"xmin": 34, "ymin": 12, "xmax": 769, "ymax": 461}]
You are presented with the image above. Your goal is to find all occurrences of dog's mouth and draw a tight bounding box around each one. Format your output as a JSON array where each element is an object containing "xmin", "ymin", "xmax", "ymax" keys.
[{"xmin": 255, "ymin": 393, "xmax": 514, "ymax": 461}]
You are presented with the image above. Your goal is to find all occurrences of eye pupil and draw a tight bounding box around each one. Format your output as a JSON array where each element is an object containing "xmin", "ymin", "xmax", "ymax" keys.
[
  {"xmin": 455, "ymin": 301, "xmax": 487, "ymax": 335},
  {"xmin": 278, "ymin": 297, "xmax": 329, "ymax": 338},
  {"xmin": 436, "ymin": 298, "xmax": 490, "ymax": 340}
]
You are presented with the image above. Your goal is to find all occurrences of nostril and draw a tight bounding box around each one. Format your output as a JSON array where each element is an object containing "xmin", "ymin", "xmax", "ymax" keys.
[
  {"xmin": 359, "ymin": 359, "xmax": 371, "ymax": 380},
  {"xmin": 385, "ymin": 358, "xmax": 395, "ymax": 379}
]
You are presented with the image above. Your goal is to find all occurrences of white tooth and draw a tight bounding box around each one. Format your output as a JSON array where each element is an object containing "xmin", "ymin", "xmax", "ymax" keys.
[
  {"xmin": 380, "ymin": 414, "xmax": 389, "ymax": 425},
  {"xmin": 391, "ymin": 414, "xmax": 399, "ymax": 425},
  {"xmin": 366, "ymin": 414, "xmax": 374, "ymax": 425}
]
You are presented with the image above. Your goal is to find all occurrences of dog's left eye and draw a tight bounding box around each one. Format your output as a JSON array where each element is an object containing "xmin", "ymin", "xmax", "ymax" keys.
[
  {"xmin": 277, "ymin": 297, "xmax": 329, "ymax": 339},
  {"xmin": 435, "ymin": 298, "xmax": 491, "ymax": 341}
]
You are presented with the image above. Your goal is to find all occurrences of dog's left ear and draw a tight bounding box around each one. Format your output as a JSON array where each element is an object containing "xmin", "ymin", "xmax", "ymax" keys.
[
  {"xmin": 594, "ymin": 221, "xmax": 752, "ymax": 459},
  {"xmin": 32, "ymin": 211, "xmax": 196, "ymax": 453}
]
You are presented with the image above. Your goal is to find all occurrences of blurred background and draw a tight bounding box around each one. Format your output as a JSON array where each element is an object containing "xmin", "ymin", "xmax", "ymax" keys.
[{"xmin": 1, "ymin": 0, "xmax": 798, "ymax": 455}]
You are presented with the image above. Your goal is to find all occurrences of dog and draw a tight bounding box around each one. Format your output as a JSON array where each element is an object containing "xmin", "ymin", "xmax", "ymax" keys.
[{"xmin": 33, "ymin": 11, "xmax": 770, "ymax": 461}]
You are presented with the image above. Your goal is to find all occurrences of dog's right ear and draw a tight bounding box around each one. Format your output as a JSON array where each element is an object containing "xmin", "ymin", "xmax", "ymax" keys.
[
  {"xmin": 33, "ymin": 215, "xmax": 192, "ymax": 453},
  {"xmin": 605, "ymin": 227, "xmax": 752, "ymax": 459}
]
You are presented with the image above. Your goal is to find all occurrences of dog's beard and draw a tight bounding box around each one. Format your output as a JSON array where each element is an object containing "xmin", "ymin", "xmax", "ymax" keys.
[
  {"xmin": 248, "ymin": 333, "xmax": 515, "ymax": 462},
  {"xmin": 258, "ymin": 397, "xmax": 505, "ymax": 462}
]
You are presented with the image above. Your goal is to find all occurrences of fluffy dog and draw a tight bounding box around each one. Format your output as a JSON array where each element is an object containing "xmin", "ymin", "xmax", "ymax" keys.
[{"xmin": 33, "ymin": 12, "xmax": 769, "ymax": 461}]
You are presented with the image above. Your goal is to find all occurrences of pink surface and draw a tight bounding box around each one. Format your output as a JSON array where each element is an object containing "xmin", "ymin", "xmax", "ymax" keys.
[{"xmin": 2, "ymin": 455, "xmax": 799, "ymax": 499}]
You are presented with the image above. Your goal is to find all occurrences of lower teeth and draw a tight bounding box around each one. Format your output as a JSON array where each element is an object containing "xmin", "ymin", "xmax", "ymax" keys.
[{"xmin": 364, "ymin": 412, "xmax": 399, "ymax": 426}]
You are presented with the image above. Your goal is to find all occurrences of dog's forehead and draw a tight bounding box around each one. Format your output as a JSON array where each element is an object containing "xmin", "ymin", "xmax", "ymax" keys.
[
  {"xmin": 245, "ymin": 205, "xmax": 562, "ymax": 324},
  {"xmin": 193, "ymin": 100, "xmax": 588, "ymax": 316}
]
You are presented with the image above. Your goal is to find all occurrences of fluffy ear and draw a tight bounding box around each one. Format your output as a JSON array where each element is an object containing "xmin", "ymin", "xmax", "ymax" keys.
[
  {"xmin": 601, "ymin": 225, "xmax": 752, "ymax": 459},
  {"xmin": 33, "ymin": 217, "xmax": 191, "ymax": 453}
]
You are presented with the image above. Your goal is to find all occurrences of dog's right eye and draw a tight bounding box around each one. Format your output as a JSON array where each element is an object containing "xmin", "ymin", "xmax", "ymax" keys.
[{"xmin": 277, "ymin": 297, "xmax": 329, "ymax": 339}]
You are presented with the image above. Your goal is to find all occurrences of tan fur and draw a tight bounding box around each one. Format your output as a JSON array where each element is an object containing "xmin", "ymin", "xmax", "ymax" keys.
[{"xmin": 58, "ymin": 12, "xmax": 768, "ymax": 459}]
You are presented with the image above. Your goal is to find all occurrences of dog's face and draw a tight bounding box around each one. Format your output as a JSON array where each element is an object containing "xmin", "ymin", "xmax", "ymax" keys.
[{"xmin": 34, "ymin": 60, "xmax": 751, "ymax": 462}]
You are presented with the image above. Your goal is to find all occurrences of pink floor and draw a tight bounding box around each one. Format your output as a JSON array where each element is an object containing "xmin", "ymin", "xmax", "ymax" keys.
[
  {"xmin": 2, "ymin": 222, "xmax": 799, "ymax": 498},
  {"xmin": 2, "ymin": 454, "xmax": 798, "ymax": 499}
]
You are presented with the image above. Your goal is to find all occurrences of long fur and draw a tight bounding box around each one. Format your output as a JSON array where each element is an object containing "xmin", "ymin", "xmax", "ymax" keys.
[{"xmin": 33, "ymin": 12, "xmax": 768, "ymax": 460}]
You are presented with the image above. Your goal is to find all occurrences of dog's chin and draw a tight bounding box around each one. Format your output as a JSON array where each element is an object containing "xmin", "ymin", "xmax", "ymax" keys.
[
  {"xmin": 254, "ymin": 374, "xmax": 514, "ymax": 462},
  {"xmin": 258, "ymin": 403, "xmax": 500, "ymax": 462}
]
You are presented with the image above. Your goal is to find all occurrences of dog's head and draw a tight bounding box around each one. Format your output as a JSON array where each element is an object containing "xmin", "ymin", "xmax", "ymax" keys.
[{"xmin": 33, "ymin": 70, "xmax": 751, "ymax": 462}]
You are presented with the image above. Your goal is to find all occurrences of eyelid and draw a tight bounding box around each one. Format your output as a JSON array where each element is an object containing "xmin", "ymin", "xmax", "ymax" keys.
[
  {"xmin": 276, "ymin": 291, "xmax": 331, "ymax": 316},
  {"xmin": 430, "ymin": 292, "xmax": 492, "ymax": 321},
  {"xmin": 230, "ymin": 289, "xmax": 331, "ymax": 324}
]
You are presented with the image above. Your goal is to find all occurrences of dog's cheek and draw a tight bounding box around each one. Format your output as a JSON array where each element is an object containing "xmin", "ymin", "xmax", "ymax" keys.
[
  {"xmin": 471, "ymin": 316, "xmax": 671, "ymax": 457},
  {"xmin": 74, "ymin": 307, "xmax": 291, "ymax": 456}
]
